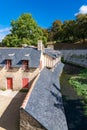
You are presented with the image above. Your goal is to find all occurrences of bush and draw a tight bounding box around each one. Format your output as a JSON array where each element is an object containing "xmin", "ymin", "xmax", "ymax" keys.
[
  {"xmin": 69, "ymin": 69, "xmax": 87, "ymax": 98},
  {"xmin": 69, "ymin": 69, "xmax": 87, "ymax": 116}
]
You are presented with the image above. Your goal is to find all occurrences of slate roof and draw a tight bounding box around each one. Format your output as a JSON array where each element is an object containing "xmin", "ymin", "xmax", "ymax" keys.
[
  {"xmin": 25, "ymin": 62, "xmax": 68, "ymax": 130},
  {"xmin": 0, "ymin": 47, "xmax": 41, "ymax": 68},
  {"xmin": 44, "ymin": 48, "xmax": 61, "ymax": 58}
]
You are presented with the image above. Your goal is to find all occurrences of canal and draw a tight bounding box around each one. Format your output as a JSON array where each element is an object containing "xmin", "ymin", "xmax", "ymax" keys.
[{"xmin": 60, "ymin": 64, "xmax": 87, "ymax": 130}]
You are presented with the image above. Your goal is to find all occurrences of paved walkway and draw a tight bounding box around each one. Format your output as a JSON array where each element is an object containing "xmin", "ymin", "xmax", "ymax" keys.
[
  {"xmin": 0, "ymin": 90, "xmax": 26, "ymax": 130},
  {"xmin": 0, "ymin": 90, "xmax": 18, "ymax": 97},
  {"xmin": 0, "ymin": 90, "xmax": 18, "ymax": 117}
]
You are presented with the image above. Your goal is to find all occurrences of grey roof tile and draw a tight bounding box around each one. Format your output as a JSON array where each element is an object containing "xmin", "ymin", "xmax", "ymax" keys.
[
  {"xmin": 0, "ymin": 47, "xmax": 41, "ymax": 68},
  {"xmin": 25, "ymin": 63, "xmax": 68, "ymax": 130},
  {"xmin": 44, "ymin": 48, "xmax": 61, "ymax": 58}
]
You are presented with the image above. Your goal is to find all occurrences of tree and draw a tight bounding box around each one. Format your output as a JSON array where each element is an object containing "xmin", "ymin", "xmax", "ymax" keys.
[
  {"xmin": 76, "ymin": 14, "xmax": 87, "ymax": 43},
  {"xmin": 62, "ymin": 20, "xmax": 76, "ymax": 42},
  {"xmin": 42, "ymin": 28, "xmax": 49, "ymax": 41},
  {"xmin": 2, "ymin": 13, "xmax": 47, "ymax": 47},
  {"xmin": 48, "ymin": 20, "xmax": 62, "ymax": 42}
]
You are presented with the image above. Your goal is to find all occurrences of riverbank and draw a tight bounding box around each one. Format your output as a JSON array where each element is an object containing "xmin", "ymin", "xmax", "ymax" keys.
[{"xmin": 60, "ymin": 64, "xmax": 87, "ymax": 130}]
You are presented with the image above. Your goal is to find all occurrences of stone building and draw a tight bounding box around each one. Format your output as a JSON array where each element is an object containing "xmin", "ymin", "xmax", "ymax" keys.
[
  {"xmin": 0, "ymin": 42, "xmax": 68, "ymax": 130},
  {"xmin": 0, "ymin": 47, "xmax": 41, "ymax": 90},
  {"xmin": 20, "ymin": 63, "xmax": 68, "ymax": 130},
  {"xmin": 0, "ymin": 42, "xmax": 61, "ymax": 90}
]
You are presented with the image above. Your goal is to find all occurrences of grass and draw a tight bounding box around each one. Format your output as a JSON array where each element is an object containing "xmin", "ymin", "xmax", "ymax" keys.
[
  {"xmin": 1, "ymin": 88, "xmax": 6, "ymax": 91},
  {"xmin": 69, "ymin": 68, "xmax": 87, "ymax": 115}
]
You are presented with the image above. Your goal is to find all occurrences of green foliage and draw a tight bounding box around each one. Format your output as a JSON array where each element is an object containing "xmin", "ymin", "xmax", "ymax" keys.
[
  {"xmin": 61, "ymin": 20, "xmax": 76, "ymax": 42},
  {"xmin": 47, "ymin": 14, "xmax": 87, "ymax": 43},
  {"xmin": 69, "ymin": 69, "xmax": 87, "ymax": 99},
  {"xmin": 61, "ymin": 57, "xmax": 64, "ymax": 62},
  {"xmin": 48, "ymin": 20, "xmax": 63, "ymax": 41},
  {"xmin": 76, "ymin": 14, "xmax": 87, "ymax": 43},
  {"xmin": 2, "ymin": 13, "xmax": 87, "ymax": 45},
  {"xmin": 2, "ymin": 13, "xmax": 47, "ymax": 47},
  {"xmin": 20, "ymin": 88, "xmax": 28, "ymax": 93},
  {"xmin": 79, "ymin": 69, "xmax": 87, "ymax": 78},
  {"xmin": 69, "ymin": 68, "xmax": 87, "ymax": 116},
  {"xmin": 1, "ymin": 88, "xmax": 6, "ymax": 91}
]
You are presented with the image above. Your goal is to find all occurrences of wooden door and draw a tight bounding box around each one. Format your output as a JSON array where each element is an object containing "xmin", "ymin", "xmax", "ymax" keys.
[
  {"xmin": 22, "ymin": 78, "xmax": 29, "ymax": 88},
  {"xmin": 7, "ymin": 78, "xmax": 13, "ymax": 89}
]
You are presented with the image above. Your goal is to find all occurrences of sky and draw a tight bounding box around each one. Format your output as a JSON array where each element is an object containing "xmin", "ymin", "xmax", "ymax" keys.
[{"xmin": 0, "ymin": 0, "xmax": 87, "ymax": 41}]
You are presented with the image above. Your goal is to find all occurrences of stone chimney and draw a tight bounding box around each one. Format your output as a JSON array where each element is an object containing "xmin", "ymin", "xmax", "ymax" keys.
[{"xmin": 37, "ymin": 40, "xmax": 43, "ymax": 51}]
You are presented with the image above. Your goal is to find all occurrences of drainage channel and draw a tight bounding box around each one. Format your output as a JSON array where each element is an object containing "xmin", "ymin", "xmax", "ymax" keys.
[{"xmin": 60, "ymin": 64, "xmax": 87, "ymax": 130}]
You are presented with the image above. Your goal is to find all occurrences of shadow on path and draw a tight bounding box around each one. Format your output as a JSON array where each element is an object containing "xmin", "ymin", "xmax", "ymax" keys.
[{"xmin": 0, "ymin": 92, "xmax": 26, "ymax": 130}]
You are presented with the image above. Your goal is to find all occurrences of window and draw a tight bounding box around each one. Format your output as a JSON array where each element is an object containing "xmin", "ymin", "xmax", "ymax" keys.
[
  {"xmin": 22, "ymin": 60, "xmax": 28, "ymax": 70},
  {"xmin": 6, "ymin": 60, "xmax": 12, "ymax": 69}
]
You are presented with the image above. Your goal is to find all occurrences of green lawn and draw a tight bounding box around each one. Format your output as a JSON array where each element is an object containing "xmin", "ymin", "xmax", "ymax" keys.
[{"xmin": 69, "ymin": 68, "xmax": 87, "ymax": 115}]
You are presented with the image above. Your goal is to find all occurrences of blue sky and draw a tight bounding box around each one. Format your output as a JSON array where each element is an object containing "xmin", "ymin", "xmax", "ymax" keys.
[{"xmin": 0, "ymin": 0, "xmax": 87, "ymax": 41}]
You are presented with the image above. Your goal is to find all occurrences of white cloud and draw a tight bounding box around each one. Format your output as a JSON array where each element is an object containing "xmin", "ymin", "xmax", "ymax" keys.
[
  {"xmin": 75, "ymin": 5, "xmax": 87, "ymax": 16},
  {"xmin": 0, "ymin": 27, "xmax": 11, "ymax": 42},
  {"xmin": 0, "ymin": 34, "xmax": 5, "ymax": 42},
  {"xmin": 0, "ymin": 27, "xmax": 11, "ymax": 33}
]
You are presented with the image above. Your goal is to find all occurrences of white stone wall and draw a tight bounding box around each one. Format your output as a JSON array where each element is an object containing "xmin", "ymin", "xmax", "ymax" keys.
[
  {"xmin": 0, "ymin": 67, "xmax": 40, "ymax": 90},
  {"xmin": 61, "ymin": 50, "xmax": 87, "ymax": 68},
  {"xmin": 43, "ymin": 54, "xmax": 61, "ymax": 68}
]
